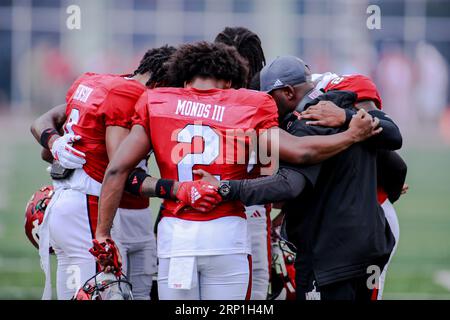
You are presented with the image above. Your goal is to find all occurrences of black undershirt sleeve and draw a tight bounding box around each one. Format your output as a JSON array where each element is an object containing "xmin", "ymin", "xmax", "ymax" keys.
[
  {"xmin": 377, "ymin": 150, "xmax": 407, "ymax": 203},
  {"xmin": 223, "ymin": 117, "xmax": 327, "ymax": 206},
  {"xmin": 226, "ymin": 167, "xmax": 308, "ymax": 206},
  {"xmin": 367, "ymin": 109, "xmax": 403, "ymax": 150}
]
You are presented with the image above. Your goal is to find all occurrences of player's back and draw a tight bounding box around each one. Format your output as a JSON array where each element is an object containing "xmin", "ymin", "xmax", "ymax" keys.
[
  {"xmin": 136, "ymin": 87, "xmax": 278, "ymax": 221},
  {"xmin": 64, "ymin": 72, "xmax": 145, "ymax": 183}
]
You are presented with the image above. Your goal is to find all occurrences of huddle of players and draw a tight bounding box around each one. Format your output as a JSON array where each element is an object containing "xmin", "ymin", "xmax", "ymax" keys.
[{"xmin": 30, "ymin": 27, "xmax": 406, "ymax": 300}]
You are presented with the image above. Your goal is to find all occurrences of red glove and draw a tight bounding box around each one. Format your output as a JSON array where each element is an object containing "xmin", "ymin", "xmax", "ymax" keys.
[
  {"xmin": 89, "ymin": 239, "xmax": 122, "ymax": 276},
  {"xmin": 174, "ymin": 180, "xmax": 222, "ymax": 214}
]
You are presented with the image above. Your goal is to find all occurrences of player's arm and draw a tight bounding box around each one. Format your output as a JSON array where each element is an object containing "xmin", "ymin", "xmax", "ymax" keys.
[
  {"xmin": 300, "ymin": 100, "xmax": 402, "ymax": 150},
  {"xmin": 265, "ymin": 109, "xmax": 381, "ymax": 165},
  {"xmin": 97, "ymin": 124, "xmax": 153, "ymax": 241},
  {"xmin": 30, "ymin": 103, "xmax": 86, "ymax": 168},
  {"xmin": 377, "ymin": 150, "xmax": 408, "ymax": 203},
  {"xmin": 97, "ymin": 125, "xmax": 221, "ymax": 241},
  {"xmin": 354, "ymin": 99, "xmax": 403, "ymax": 150},
  {"xmin": 30, "ymin": 103, "xmax": 66, "ymax": 146},
  {"xmin": 366, "ymin": 108, "xmax": 402, "ymax": 150},
  {"xmin": 200, "ymin": 110, "xmax": 376, "ymax": 204},
  {"xmin": 105, "ymin": 126, "xmax": 130, "ymax": 158},
  {"xmin": 30, "ymin": 104, "xmax": 66, "ymax": 163}
]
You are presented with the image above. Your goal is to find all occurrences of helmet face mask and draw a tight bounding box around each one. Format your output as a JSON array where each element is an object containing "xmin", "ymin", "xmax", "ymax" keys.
[
  {"xmin": 73, "ymin": 272, "xmax": 133, "ymax": 300},
  {"xmin": 268, "ymin": 227, "xmax": 297, "ymax": 300}
]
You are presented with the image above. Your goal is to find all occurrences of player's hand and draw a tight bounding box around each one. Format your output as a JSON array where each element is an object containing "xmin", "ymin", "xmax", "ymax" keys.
[
  {"xmin": 50, "ymin": 134, "xmax": 86, "ymax": 169},
  {"xmin": 193, "ymin": 169, "xmax": 220, "ymax": 187},
  {"xmin": 89, "ymin": 238, "xmax": 123, "ymax": 276},
  {"xmin": 348, "ymin": 109, "xmax": 382, "ymax": 142},
  {"xmin": 173, "ymin": 180, "xmax": 222, "ymax": 214},
  {"xmin": 300, "ymin": 101, "xmax": 346, "ymax": 127},
  {"xmin": 401, "ymin": 183, "xmax": 409, "ymax": 195}
]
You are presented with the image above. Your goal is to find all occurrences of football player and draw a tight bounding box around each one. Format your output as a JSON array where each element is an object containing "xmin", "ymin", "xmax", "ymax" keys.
[
  {"xmin": 94, "ymin": 42, "xmax": 380, "ymax": 300},
  {"xmin": 29, "ymin": 45, "xmax": 197, "ymax": 300},
  {"xmin": 215, "ymin": 26, "xmax": 272, "ymax": 300},
  {"xmin": 95, "ymin": 41, "xmax": 274, "ymax": 300}
]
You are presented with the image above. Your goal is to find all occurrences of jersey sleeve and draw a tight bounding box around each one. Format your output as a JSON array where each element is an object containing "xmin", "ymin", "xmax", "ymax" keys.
[
  {"xmin": 251, "ymin": 94, "xmax": 279, "ymax": 130},
  {"xmin": 131, "ymin": 91, "xmax": 151, "ymax": 139},
  {"xmin": 99, "ymin": 85, "xmax": 142, "ymax": 129}
]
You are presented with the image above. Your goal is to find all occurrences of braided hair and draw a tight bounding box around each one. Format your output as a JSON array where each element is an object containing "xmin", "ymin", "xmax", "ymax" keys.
[
  {"xmin": 214, "ymin": 27, "xmax": 266, "ymax": 88},
  {"xmin": 249, "ymin": 71, "xmax": 261, "ymax": 91},
  {"xmin": 133, "ymin": 45, "xmax": 177, "ymax": 87}
]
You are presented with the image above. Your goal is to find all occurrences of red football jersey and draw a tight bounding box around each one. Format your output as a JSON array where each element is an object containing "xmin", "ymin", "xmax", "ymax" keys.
[
  {"xmin": 133, "ymin": 87, "xmax": 279, "ymax": 221},
  {"xmin": 64, "ymin": 72, "xmax": 148, "ymax": 209},
  {"xmin": 324, "ymin": 74, "xmax": 383, "ymax": 109}
]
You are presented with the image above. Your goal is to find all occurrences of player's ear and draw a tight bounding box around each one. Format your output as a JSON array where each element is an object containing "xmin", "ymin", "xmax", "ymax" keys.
[{"xmin": 283, "ymin": 86, "xmax": 296, "ymax": 101}]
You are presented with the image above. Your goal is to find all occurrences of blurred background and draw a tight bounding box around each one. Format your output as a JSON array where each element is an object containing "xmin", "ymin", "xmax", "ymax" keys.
[{"xmin": 0, "ymin": 0, "xmax": 449, "ymax": 299}]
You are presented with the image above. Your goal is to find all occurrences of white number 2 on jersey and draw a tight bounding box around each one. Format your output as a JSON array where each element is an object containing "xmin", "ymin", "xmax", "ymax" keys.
[
  {"xmin": 64, "ymin": 108, "xmax": 80, "ymax": 135},
  {"xmin": 177, "ymin": 124, "xmax": 220, "ymax": 182}
]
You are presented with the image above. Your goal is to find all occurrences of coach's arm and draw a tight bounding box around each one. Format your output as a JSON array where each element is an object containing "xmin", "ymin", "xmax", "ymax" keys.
[
  {"xmin": 301, "ymin": 100, "xmax": 402, "ymax": 150},
  {"xmin": 195, "ymin": 166, "xmax": 308, "ymax": 206}
]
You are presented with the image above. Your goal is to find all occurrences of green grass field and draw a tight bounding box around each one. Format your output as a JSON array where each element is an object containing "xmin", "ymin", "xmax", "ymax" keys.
[{"xmin": 0, "ymin": 135, "xmax": 449, "ymax": 299}]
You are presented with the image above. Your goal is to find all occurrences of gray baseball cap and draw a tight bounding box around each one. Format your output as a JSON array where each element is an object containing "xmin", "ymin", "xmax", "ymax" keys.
[{"xmin": 260, "ymin": 55, "xmax": 310, "ymax": 93}]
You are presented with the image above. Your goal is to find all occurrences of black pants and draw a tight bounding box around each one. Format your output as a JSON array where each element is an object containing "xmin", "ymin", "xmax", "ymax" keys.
[{"xmin": 296, "ymin": 272, "xmax": 379, "ymax": 301}]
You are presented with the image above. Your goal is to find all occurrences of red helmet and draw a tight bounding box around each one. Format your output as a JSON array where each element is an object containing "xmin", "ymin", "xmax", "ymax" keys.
[
  {"xmin": 268, "ymin": 227, "xmax": 297, "ymax": 300},
  {"xmin": 24, "ymin": 186, "xmax": 54, "ymax": 252},
  {"xmin": 72, "ymin": 272, "xmax": 133, "ymax": 300}
]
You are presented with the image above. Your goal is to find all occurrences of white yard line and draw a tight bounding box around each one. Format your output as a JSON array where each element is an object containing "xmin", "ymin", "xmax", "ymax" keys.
[{"xmin": 433, "ymin": 270, "xmax": 450, "ymax": 291}]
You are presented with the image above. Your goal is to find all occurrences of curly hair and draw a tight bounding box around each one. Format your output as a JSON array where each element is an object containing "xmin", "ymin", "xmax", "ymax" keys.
[
  {"xmin": 133, "ymin": 45, "xmax": 177, "ymax": 87},
  {"xmin": 167, "ymin": 41, "xmax": 249, "ymax": 89},
  {"xmin": 215, "ymin": 27, "xmax": 266, "ymax": 88}
]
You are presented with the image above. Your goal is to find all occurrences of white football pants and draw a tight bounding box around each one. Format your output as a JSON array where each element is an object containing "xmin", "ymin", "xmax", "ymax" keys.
[
  {"xmin": 158, "ymin": 254, "xmax": 252, "ymax": 300},
  {"xmin": 246, "ymin": 205, "xmax": 271, "ymax": 300},
  {"xmin": 378, "ymin": 199, "xmax": 400, "ymax": 299}
]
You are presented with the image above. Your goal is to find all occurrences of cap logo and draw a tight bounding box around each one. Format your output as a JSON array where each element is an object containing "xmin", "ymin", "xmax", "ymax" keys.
[{"xmin": 273, "ymin": 79, "xmax": 283, "ymax": 87}]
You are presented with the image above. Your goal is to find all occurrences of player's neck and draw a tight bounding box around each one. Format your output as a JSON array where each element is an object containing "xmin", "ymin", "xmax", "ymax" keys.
[
  {"xmin": 186, "ymin": 78, "xmax": 231, "ymax": 90},
  {"xmin": 131, "ymin": 73, "xmax": 150, "ymax": 86}
]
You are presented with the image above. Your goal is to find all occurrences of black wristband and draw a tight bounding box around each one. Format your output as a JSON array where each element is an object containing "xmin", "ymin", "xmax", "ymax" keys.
[
  {"xmin": 124, "ymin": 168, "xmax": 150, "ymax": 196},
  {"xmin": 40, "ymin": 128, "xmax": 59, "ymax": 149},
  {"xmin": 155, "ymin": 179, "xmax": 175, "ymax": 199}
]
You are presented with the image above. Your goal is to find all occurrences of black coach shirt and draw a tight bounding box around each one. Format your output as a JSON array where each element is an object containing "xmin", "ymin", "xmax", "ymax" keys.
[{"xmin": 281, "ymin": 112, "xmax": 397, "ymax": 287}]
